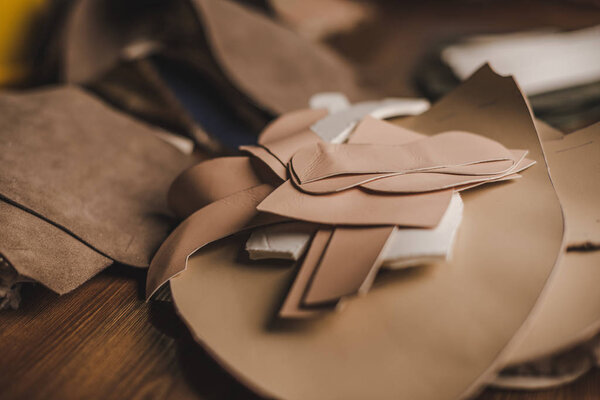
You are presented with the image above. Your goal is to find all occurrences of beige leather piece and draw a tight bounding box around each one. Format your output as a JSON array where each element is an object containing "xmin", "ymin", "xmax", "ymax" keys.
[
  {"xmin": 295, "ymin": 151, "xmax": 528, "ymax": 194},
  {"xmin": 146, "ymin": 184, "xmax": 277, "ymax": 299},
  {"xmin": 535, "ymin": 119, "xmax": 564, "ymax": 141},
  {"xmin": 239, "ymin": 145, "xmax": 288, "ymax": 180},
  {"xmin": 303, "ymin": 226, "xmax": 395, "ymax": 305},
  {"xmin": 291, "ymin": 131, "xmax": 515, "ymax": 184},
  {"xmin": 257, "ymin": 180, "xmax": 452, "ymax": 227},
  {"xmin": 505, "ymin": 251, "xmax": 600, "ymax": 366},
  {"xmin": 259, "ymin": 108, "xmax": 329, "ymax": 144},
  {"xmin": 542, "ymin": 123, "xmax": 600, "ymax": 246},
  {"xmin": 363, "ymin": 152, "xmax": 532, "ymax": 194},
  {"xmin": 350, "ymin": 115, "xmax": 424, "ymax": 144},
  {"xmin": 503, "ymin": 122, "xmax": 600, "ymax": 365},
  {"xmin": 456, "ymin": 173, "xmax": 521, "ymax": 192},
  {"xmin": 279, "ymin": 229, "xmax": 336, "ymax": 319},
  {"xmin": 262, "ymin": 129, "xmax": 323, "ymax": 167},
  {"xmin": 168, "ymin": 157, "xmax": 262, "ymax": 219},
  {"xmin": 192, "ymin": 0, "xmax": 374, "ymax": 115},
  {"xmin": 168, "ymin": 66, "xmax": 564, "ymax": 400}
]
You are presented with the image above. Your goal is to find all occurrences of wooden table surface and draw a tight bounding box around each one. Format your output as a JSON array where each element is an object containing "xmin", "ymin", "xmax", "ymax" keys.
[{"xmin": 0, "ymin": 263, "xmax": 598, "ymax": 400}]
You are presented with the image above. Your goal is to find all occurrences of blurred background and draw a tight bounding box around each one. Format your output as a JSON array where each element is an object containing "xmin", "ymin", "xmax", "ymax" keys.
[{"xmin": 1, "ymin": 0, "xmax": 599, "ymax": 151}]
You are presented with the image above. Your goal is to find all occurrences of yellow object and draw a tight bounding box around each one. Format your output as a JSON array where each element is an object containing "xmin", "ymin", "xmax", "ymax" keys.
[{"xmin": 0, "ymin": 0, "xmax": 47, "ymax": 86}]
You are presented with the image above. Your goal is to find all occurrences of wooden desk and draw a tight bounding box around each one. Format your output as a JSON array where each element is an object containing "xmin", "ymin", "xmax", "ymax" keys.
[{"xmin": 0, "ymin": 264, "xmax": 597, "ymax": 400}]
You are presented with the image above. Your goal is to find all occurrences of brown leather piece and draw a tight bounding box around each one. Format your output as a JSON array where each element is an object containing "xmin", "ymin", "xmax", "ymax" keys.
[
  {"xmin": 303, "ymin": 226, "xmax": 395, "ymax": 305},
  {"xmin": 191, "ymin": 0, "xmax": 375, "ymax": 114},
  {"xmin": 168, "ymin": 156, "xmax": 262, "ymax": 219},
  {"xmin": 257, "ymin": 180, "xmax": 453, "ymax": 227},
  {"xmin": 279, "ymin": 229, "xmax": 336, "ymax": 319},
  {"xmin": 0, "ymin": 200, "xmax": 111, "ymax": 294},
  {"xmin": 0, "ymin": 87, "xmax": 193, "ymax": 267},
  {"xmin": 146, "ymin": 184, "xmax": 280, "ymax": 299},
  {"xmin": 165, "ymin": 65, "xmax": 564, "ymax": 399}
]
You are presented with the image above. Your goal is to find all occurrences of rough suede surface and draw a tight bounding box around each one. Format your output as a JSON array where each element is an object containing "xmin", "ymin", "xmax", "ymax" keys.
[{"xmin": 0, "ymin": 87, "xmax": 193, "ymax": 268}]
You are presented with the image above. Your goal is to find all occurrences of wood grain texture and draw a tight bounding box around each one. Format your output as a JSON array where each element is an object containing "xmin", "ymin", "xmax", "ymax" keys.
[{"xmin": 0, "ymin": 265, "xmax": 598, "ymax": 400}]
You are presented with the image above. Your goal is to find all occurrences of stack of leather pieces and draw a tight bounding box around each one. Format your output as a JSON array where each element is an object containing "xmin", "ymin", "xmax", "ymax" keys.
[
  {"xmin": 145, "ymin": 65, "xmax": 600, "ymax": 398},
  {"xmin": 0, "ymin": 86, "xmax": 194, "ymax": 307},
  {"xmin": 57, "ymin": 0, "xmax": 378, "ymax": 153}
]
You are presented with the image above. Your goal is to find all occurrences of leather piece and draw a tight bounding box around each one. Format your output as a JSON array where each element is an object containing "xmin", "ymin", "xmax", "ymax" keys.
[
  {"xmin": 295, "ymin": 151, "xmax": 528, "ymax": 194},
  {"xmin": 239, "ymin": 144, "xmax": 288, "ymax": 180},
  {"xmin": 146, "ymin": 184, "xmax": 281, "ymax": 299},
  {"xmin": 0, "ymin": 199, "xmax": 111, "ymax": 294},
  {"xmin": 191, "ymin": 0, "xmax": 375, "ymax": 115},
  {"xmin": 542, "ymin": 123, "xmax": 600, "ymax": 246},
  {"xmin": 0, "ymin": 87, "xmax": 193, "ymax": 267},
  {"xmin": 258, "ymin": 108, "xmax": 328, "ymax": 144},
  {"xmin": 279, "ymin": 229, "xmax": 336, "ymax": 319},
  {"xmin": 257, "ymin": 180, "xmax": 453, "ymax": 227},
  {"xmin": 291, "ymin": 131, "xmax": 515, "ymax": 184},
  {"xmin": 262, "ymin": 129, "xmax": 322, "ymax": 167},
  {"xmin": 503, "ymin": 122, "xmax": 600, "ymax": 365},
  {"xmin": 63, "ymin": 0, "xmax": 165, "ymax": 83},
  {"xmin": 363, "ymin": 151, "xmax": 531, "ymax": 194},
  {"xmin": 168, "ymin": 156, "xmax": 262, "ymax": 219},
  {"xmin": 167, "ymin": 66, "xmax": 563, "ymax": 400},
  {"xmin": 303, "ymin": 226, "xmax": 395, "ymax": 305}
]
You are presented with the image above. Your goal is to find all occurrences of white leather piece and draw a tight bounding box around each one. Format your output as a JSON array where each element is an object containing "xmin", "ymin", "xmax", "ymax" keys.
[{"xmin": 310, "ymin": 98, "xmax": 430, "ymax": 143}]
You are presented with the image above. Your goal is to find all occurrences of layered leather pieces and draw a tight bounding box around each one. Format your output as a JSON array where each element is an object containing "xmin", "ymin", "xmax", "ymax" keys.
[
  {"xmin": 302, "ymin": 226, "xmax": 395, "ymax": 306},
  {"xmin": 167, "ymin": 66, "xmax": 564, "ymax": 400},
  {"xmin": 279, "ymin": 229, "xmax": 336, "ymax": 319},
  {"xmin": 191, "ymin": 0, "xmax": 375, "ymax": 115},
  {"xmin": 146, "ymin": 184, "xmax": 279, "ymax": 299},
  {"xmin": 503, "ymin": 122, "xmax": 600, "ymax": 365},
  {"xmin": 239, "ymin": 108, "xmax": 329, "ymax": 179},
  {"xmin": 0, "ymin": 87, "xmax": 193, "ymax": 268},
  {"xmin": 168, "ymin": 156, "xmax": 262, "ymax": 219},
  {"xmin": 261, "ymin": 129, "xmax": 323, "ymax": 167},
  {"xmin": 363, "ymin": 151, "xmax": 532, "ymax": 194},
  {"xmin": 0, "ymin": 200, "xmax": 111, "ymax": 294},
  {"xmin": 239, "ymin": 145, "xmax": 288, "ymax": 180},
  {"xmin": 291, "ymin": 131, "xmax": 515, "ymax": 184},
  {"xmin": 257, "ymin": 180, "xmax": 453, "ymax": 227}
]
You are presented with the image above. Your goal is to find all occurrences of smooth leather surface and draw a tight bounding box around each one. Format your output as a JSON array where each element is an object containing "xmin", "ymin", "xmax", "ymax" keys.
[
  {"xmin": 257, "ymin": 180, "xmax": 453, "ymax": 227},
  {"xmin": 503, "ymin": 122, "xmax": 600, "ymax": 365}
]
